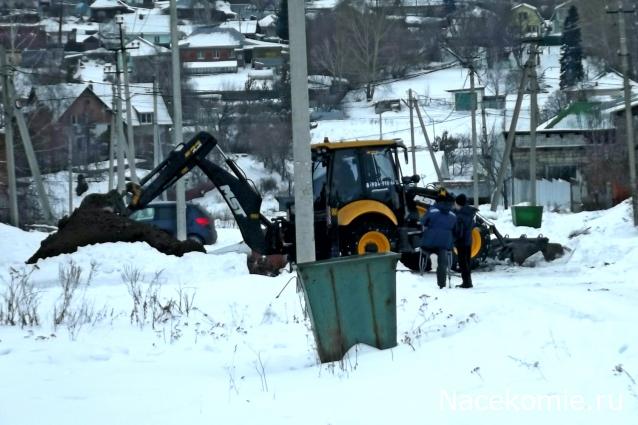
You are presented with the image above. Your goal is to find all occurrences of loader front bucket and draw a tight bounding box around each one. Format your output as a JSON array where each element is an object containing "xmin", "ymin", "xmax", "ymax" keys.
[{"xmin": 497, "ymin": 236, "xmax": 564, "ymax": 265}]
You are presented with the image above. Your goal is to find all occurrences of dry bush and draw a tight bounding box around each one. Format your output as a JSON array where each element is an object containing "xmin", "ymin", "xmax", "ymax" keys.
[{"xmin": 0, "ymin": 267, "xmax": 40, "ymax": 327}]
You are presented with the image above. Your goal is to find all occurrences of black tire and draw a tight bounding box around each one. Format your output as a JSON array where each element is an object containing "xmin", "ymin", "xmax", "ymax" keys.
[
  {"xmin": 187, "ymin": 234, "xmax": 205, "ymax": 246},
  {"xmin": 400, "ymin": 252, "xmax": 422, "ymax": 271},
  {"xmin": 340, "ymin": 217, "xmax": 397, "ymax": 257}
]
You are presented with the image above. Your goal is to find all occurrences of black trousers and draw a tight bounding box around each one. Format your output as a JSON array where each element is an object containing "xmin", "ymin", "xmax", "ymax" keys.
[
  {"xmin": 423, "ymin": 248, "xmax": 449, "ymax": 288},
  {"xmin": 456, "ymin": 244, "xmax": 472, "ymax": 286}
]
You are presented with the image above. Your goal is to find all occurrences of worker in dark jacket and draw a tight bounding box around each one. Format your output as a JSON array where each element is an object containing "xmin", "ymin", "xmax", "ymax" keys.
[
  {"xmin": 454, "ymin": 194, "xmax": 477, "ymax": 288},
  {"xmin": 420, "ymin": 192, "xmax": 457, "ymax": 288}
]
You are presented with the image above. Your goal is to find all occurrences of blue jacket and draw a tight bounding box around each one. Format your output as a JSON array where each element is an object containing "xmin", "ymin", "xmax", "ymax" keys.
[
  {"xmin": 420, "ymin": 201, "xmax": 456, "ymax": 250},
  {"xmin": 455, "ymin": 205, "xmax": 478, "ymax": 247}
]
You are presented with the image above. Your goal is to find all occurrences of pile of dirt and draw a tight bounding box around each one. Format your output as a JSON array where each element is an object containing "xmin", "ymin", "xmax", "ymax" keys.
[{"xmin": 27, "ymin": 208, "xmax": 205, "ymax": 264}]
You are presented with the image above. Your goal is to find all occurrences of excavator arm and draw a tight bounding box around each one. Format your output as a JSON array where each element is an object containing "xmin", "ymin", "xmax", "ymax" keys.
[{"xmin": 126, "ymin": 131, "xmax": 287, "ymax": 256}]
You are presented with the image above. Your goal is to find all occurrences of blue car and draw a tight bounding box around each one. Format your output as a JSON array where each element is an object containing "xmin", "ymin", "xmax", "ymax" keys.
[{"xmin": 130, "ymin": 202, "xmax": 218, "ymax": 245}]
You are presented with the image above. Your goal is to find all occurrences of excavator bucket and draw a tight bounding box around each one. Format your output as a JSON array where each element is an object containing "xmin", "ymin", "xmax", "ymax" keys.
[
  {"xmin": 476, "ymin": 213, "xmax": 565, "ymax": 266},
  {"xmin": 495, "ymin": 236, "xmax": 564, "ymax": 266}
]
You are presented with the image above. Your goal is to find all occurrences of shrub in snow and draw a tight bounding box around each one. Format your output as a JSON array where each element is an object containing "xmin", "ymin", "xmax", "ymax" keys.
[
  {"xmin": 0, "ymin": 267, "xmax": 40, "ymax": 327},
  {"xmin": 54, "ymin": 260, "xmax": 96, "ymax": 327},
  {"xmin": 122, "ymin": 266, "xmax": 197, "ymax": 329}
]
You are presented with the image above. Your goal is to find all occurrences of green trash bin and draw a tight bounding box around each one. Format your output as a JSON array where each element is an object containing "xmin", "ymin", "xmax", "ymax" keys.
[
  {"xmin": 511, "ymin": 205, "xmax": 544, "ymax": 228},
  {"xmin": 297, "ymin": 253, "xmax": 400, "ymax": 363}
]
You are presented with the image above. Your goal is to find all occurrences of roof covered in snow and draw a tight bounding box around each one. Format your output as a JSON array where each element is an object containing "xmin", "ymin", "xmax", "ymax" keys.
[
  {"xmin": 30, "ymin": 82, "xmax": 172, "ymax": 126},
  {"xmin": 41, "ymin": 17, "xmax": 100, "ymax": 35},
  {"xmin": 31, "ymin": 83, "xmax": 92, "ymax": 122},
  {"xmin": 579, "ymin": 70, "xmax": 638, "ymax": 91},
  {"xmin": 179, "ymin": 27, "xmax": 243, "ymax": 48},
  {"xmin": 241, "ymin": 37, "xmax": 286, "ymax": 50},
  {"xmin": 126, "ymin": 37, "xmax": 170, "ymax": 57},
  {"xmin": 116, "ymin": 9, "xmax": 170, "ymax": 35},
  {"xmin": 90, "ymin": 0, "xmax": 131, "ymax": 9},
  {"xmin": 537, "ymin": 101, "xmax": 613, "ymax": 131},
  {"xmin": 219, "ymin": 20, "xmax": 258, "ymax": 35},
  {"xmin": 258, "ymin": 14, "xmax": 276, "ymax": 28}
]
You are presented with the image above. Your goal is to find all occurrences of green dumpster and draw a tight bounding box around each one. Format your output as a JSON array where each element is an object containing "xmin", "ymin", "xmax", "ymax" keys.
[
  {"xmin": 297, "ymin": 253, "xmax": 400, "ymax": 363},
  {"xmin": 512, "ymin": 205, "xmax": 544, "ymax": 228}
]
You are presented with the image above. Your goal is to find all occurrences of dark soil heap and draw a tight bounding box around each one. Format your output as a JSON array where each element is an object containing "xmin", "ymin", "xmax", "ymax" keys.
[{"xmin": 27, "ymin": 208, "xmax": 205, "ymax": 264}]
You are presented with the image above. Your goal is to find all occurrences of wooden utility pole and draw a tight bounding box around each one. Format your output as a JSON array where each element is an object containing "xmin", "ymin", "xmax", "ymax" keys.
[
  {"xmin": 67, "ymin": 130, "xmax": 73, "ymax": 215},
  {"xmin": 469, "ymin": 67, "xmax": 479, "ymax": 207},
  {"xmin": 414, "ymin": 101, "xmax": 443, "ymax": 183},
  {"xmin": 12, "ymin": 94, "xmax": 53, "ymax": 223},
  {"xmin": 409, "ymin": 89, "xmax": 417, "ymax": 175},
  {"xmin": 608, "ymin": 3, "xmax": 638, "ymax": 226},
  {"xmin": 446, "ymin": 48, "xmax": 480, "ymax": 205},
  {"xmin": 153, "ymin": 77, "xmax": 160, "ymax": 168},
  {"xmin": 288, "ymin": 0, "xmax": 316, "ymax": 263},
  {"xmin": 170, "ymin": 0, "xmax": 187, "ymax": 241},
  {"xmin": 1, "ymin": 46, "xmax": 18, "ymax": 226},
  {"xmin": 490, "ymin": 49, "xmax": 536, "ymax": 211},
  {"xmin": 113, "ymin": 61, "xmax": 126, "ymax": 193},
  {"xmin": 116, "ymin": 18, "xmax": 139, "ymax": 184},
  {"xmin": 529, "ymin": 44, "xmax": 540, "ymax": 206},
  {"xmin": 480, "ymin": 99, "xmax": 489, "ymax": 151},
  {"xmin": 108, "ymin": 112, "xmax": 115, "ymax": 191}
]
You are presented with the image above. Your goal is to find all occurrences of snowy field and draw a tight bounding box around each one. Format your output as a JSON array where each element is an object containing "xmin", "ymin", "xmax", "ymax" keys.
[{"xmin": 1, "ymin": 200, "xmax": 637, "ymax": 425}]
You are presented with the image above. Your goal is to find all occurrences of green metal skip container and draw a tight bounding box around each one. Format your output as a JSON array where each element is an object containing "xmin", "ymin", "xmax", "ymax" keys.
[
  {"xmin": 297, "ymin": 253, "xmax": 400, "ymax": 363},
  {"xmin": 512, "ymin": 205, "xmax": 544, "ymax": 228}
]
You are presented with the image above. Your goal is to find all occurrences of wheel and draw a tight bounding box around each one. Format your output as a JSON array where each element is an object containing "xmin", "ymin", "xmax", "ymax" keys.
[
  {"xmin": 340, "ymin": 217, "xmax": 397, "ymax": 257},
  {"xmin": 400, "ymin": 252, "xmax": 421, "ymax": 271},
  {"xmin": 187, "ymin": 234, "xmax": 205, "ymax": 245},
  {"xmin": 469, "ymin": 224, "xmax": 490, "ymax": 268}
]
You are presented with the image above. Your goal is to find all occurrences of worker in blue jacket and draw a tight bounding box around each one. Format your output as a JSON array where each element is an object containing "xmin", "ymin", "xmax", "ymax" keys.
[
  {"xmin": 420, "ymin": 191, "xmax": 457, "ymax": 288},
  {"xmin": 453, "ymin": 193, "xmax": 477, "ymax": 288}
]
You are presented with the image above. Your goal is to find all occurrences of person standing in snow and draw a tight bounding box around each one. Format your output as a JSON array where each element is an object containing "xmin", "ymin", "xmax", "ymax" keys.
[
  {"xmin": 453, "ymin": 193, "xmax": 477, "ymax": 289},
  {"xmin": 420, "ymin": 190, "xmax": 456, "ymax": 288}
]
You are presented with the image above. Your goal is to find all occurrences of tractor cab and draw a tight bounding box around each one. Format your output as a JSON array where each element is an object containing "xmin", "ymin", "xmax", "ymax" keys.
[
  {"xmin": 311, "ymin": 139, "xmax": 414, "ymax": 258},
  {"xmin": 311, "ymin": 139, "xmax": 407, "ymax": 209}
]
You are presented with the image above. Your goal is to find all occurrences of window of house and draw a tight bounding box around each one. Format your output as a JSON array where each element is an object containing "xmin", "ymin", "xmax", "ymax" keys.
[
  {"xmin": 212, "ymin": 49, "xmax": 220, "ymax": 59},
  {"xmin": 519, "ymin": 11, "xmax": 528, "ymax": 21},
  {"xmin": 71, "ymin": 114, "xmax": 79, "ymax": 124},
  {"xmin": 197, "ymin": 50, "xmax": 205, "ymax": 60},
  {"xmin": 138, "ymin": 112, "xmax": 154, "ymax": 124},
  {"xmin": 154, "ymin": 35, "xmax": 161, "ymax": 44}
]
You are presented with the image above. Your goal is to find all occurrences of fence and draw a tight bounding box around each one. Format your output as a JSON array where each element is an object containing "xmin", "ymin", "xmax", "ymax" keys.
[{"xmin": 513, "ymin": 178, "xmax": 572, "ymax": 210}]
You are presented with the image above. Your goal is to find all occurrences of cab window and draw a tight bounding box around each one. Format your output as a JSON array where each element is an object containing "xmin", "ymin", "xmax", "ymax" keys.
[
  {"xmin": 362, "ymin": 148, "xmax": 397, "ymax": 187},
  {"xmin": 329, "ymin": 149, "xmax": 363, "ymax": 205},
  {"xmin": 312, "ymin": 160, "xmax": 327, "ymax": 208}
]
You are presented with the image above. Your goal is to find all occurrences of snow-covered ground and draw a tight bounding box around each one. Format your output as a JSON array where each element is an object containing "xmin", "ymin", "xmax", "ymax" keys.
[
  {"xmin": 1, "ymin": 200, "xmax": 637, "ymax": 425},
  {"xmin": 3, "ymin": 36, "xmax": 638, "ymax": 425}
]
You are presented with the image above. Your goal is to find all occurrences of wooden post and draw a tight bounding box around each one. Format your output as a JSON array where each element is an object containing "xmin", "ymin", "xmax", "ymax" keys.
[
  {"xmin": 414, "ymin": 101, "xmax": 443, "ymax": 183},
  {"xmin": 1, "ymin": 46, "xmax": 18, "ymax": 226}
]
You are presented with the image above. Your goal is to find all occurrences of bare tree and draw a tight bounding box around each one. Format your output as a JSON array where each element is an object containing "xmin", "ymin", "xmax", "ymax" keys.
[
  {"xmin": 308, "ymin": 12, "xmax": 349, "ymax": 82},
  {"xmin": 578, "ymin": 0, "xmax": 637, "ymax": 76},
  {"xmin": 337, "ymin": 1, "xmax": 395, "ymax": 100},
  {"xmin": 540, "ymin": 89, "xmax": 569, "ymax": 123}
]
